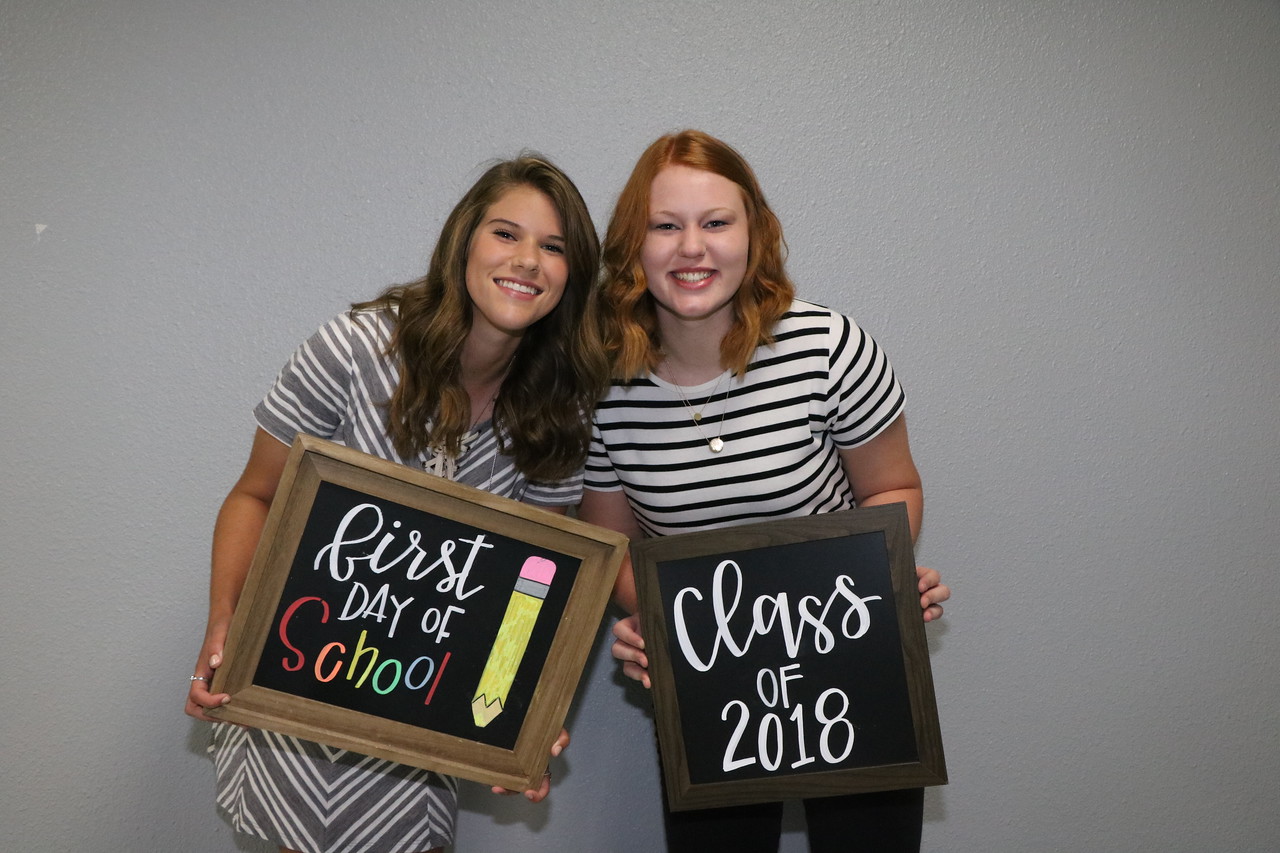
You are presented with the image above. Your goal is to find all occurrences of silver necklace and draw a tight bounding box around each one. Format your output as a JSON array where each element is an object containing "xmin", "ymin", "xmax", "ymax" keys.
[{"xmin": 669, "ymin": 369, "xmax": 730, "ymax": 453}]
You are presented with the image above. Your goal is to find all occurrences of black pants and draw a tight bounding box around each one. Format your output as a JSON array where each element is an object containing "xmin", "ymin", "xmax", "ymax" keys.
[{"xmin": 662, "ymin": 787, "xmax": 924, "ymax": 853}]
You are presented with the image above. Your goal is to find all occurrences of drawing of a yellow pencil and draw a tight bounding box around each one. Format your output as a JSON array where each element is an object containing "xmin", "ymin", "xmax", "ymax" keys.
[{"xmin": 472, "ymin": 556, "xmax": 556, "ymax": 727}]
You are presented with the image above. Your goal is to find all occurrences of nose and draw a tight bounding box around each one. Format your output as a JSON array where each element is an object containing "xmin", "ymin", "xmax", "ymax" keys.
[
  {"xmin": 512, "ymin": 239, "xmax": 540, "ymax": 273},
  {"xmin": 677, "ymin": 228, "xmax": 705, "ymax": 258}
]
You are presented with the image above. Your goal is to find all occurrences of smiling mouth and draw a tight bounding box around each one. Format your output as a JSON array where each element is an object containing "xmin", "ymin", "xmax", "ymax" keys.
[
  {"xmin": 496, "ymin": 278, "xmax": 542, "ymax": 295},
  {"xmin": 672, "ymin": 271, "xmax": 714, "ymax": 284}
]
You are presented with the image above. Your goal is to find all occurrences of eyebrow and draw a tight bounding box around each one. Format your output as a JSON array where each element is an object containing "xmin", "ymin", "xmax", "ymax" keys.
[
  {"xmin": 648, "ymin": 207, "xmax": 738, "ymax": 218},
  {"xmin": 487, "ymin": 217, "xmax": 565, "ymax": 243}
]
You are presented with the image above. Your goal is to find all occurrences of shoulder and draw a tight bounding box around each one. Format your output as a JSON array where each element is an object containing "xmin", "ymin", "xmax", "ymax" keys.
[
  {"xmin": 758, "ymin": 299, "xmax": 853, "ymax": 365},
  {"xmin": 772, "ymin": 298, "xmax": 848, "ymax": 339},
  {"xmin": 340, "ymin": 305, "xmax": 396, "ymax": 343},
  {"xmin": 303, "ymin": 306, "xmax": 396, "ymax": 363},
  {"xmin": 780, "ymin": 299, "xmax": 883, "ymax": 361}
]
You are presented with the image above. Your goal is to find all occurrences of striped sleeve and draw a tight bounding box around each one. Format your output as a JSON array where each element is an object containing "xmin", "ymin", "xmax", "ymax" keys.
[
  {"xmin": 521, "ymin": 471, "xmax": 586, "ymax": 506},
  {"xmin": 254, "ymin": 314, "xmax": 362, "ymax": 445},
  {"xmin": 584, "ymin": 416, "xmax": 624, "ymax": 492},
  {"xmin": 825, "ymin": 312, "xmax": 905, "ymax": 448}
]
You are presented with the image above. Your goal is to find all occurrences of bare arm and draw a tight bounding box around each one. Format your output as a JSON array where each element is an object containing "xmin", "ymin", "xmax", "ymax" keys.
[
  {"xmin": 577, "ymin": 487, "xmax": 643, "ymax": 614},
  {"xmin": 838, "ymin": 414, "xmax": 924, "ymax": 540},
  {"xmin": 839, "ymin": 415, "xmax": 948, "ymax": 621},
  {"xmin": 185, "ymin": 427, "xmax": 290, "ymax": 720},
  {"xmin": 577, "ymin": 488, "xmax": 652, "ymax": 687}
]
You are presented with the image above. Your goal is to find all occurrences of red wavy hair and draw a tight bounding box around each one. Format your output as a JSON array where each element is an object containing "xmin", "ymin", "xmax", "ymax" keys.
[{"xmin": 601, "ymin": 130, "xmax": 795, "ymax": 378}]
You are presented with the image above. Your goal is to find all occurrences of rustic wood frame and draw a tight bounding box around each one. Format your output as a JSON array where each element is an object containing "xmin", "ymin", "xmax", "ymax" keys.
[
  {"xmin": 631, "ymin": 504, "xmax": 946, "ymax": 811},
  {"xmin": 209, "ymin": 434, "xmax": 626, "ymax": 792}
]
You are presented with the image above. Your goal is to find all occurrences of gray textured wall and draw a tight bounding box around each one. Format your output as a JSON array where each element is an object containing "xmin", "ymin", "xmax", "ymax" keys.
[{"xmin": 3, "ymin": 2, "xmax": 1277, "ymax": 851}]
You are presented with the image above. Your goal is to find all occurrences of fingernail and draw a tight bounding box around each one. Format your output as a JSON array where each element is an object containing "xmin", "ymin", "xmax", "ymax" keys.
[{"xmin": 210, "ymin": 654, "xmax": 222, "ymax": 667}]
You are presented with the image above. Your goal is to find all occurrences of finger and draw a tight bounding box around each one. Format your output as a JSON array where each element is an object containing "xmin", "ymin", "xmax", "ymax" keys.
[
  {"xmin": 189, "ymin": 675, "xmax": 230, "ymax": 702},
  {"xmin": 923, "ymin": 603, "xmax": 944, "ymax": 622},
  {"xmin": 193, "ymin": 691, "xmax": 232, "ymax": 711},
  {"xmin": 623, "ymin": 613, "xmax": 645, "ymax": 641},
  {"xmin": 612, "ymin": 616, "xmax": 645, "ymax": 649},
  {"xmin": 621, "ymin": 661, "xmax": 651, "ymax": 689},
  {"xmin": 616, "ymin": 642, "xmax": 647, "ymax": 668},
  {"xmin": 610, "ymin": 639, "xmax": 648, "ymax": 670},
  {"xmin": 920, "ymin": 584, "xmax": 951, "ymax": 608},
  {"xmin": 525, "ymin": 770, "xmax": 552, "ymax": 802},
  {"xmin": 186, "ymin": 667, "xmax": 231, "ymax": 718},
  {"xmin": 185, "ymin": 694, "xmax": 228, "ymax": 722},
  {"xmin": 916, "ymin": 566, "xmax": 940, "ymax": 592}
]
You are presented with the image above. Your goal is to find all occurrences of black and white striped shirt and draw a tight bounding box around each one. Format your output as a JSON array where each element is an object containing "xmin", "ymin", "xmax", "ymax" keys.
[{"xmin": 585, "ymin": 300, "xmax": 904, "ymax": 537}]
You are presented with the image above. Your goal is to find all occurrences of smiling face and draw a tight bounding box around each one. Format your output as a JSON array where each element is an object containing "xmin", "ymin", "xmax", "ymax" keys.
[
  {"xmin": 465, "ymin": 184, "xmax": 569, "ymax": 341},
  {"xmin": 641, "ymin": 164, "xmax": 750, "ymax": 333}
]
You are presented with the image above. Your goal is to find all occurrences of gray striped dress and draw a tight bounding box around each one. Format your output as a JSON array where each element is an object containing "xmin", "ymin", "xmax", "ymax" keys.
[{"xmin": 210, "ymin": 307, "xmax": 582, "ymax": 853}]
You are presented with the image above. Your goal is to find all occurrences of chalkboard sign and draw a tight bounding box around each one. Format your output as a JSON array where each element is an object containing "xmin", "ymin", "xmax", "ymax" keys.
[
  {"xmin": 631, "ymin": 504, "xmax": 946, "ymax": 811},
  {"xmin": 209, "ymin": 435, "xmax": 627, "ymax": 792}
]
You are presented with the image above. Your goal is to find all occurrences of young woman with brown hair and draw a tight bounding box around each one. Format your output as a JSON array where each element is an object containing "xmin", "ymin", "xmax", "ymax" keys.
[{"xmin": 186, "ymin": 154, "xmax": 607, "ymax": 853}]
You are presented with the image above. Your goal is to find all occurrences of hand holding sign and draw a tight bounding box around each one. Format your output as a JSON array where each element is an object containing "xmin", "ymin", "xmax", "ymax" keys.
[{"xmin": 611, "ymin": 613, "xmax": 650, "ymax": 689}]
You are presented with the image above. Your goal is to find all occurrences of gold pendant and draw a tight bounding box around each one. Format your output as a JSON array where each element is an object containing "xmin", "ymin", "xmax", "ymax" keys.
[{"xmin": 709, "ymin": 437, "xmax": 724, "ymax": 453}]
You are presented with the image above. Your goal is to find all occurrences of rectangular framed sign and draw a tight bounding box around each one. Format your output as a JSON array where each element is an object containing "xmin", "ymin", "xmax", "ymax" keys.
[
  {"xmin": 209, "ymin": 435, "xmax": 627, "ymax": 792},
  {"xmin": 631, "ymin": 504, "xmax": 946, "ymax": 811}
]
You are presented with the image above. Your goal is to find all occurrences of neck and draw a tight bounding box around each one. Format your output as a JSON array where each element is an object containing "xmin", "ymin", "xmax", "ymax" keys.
[
  {"xmin": 655, "ymin": 315, "xmax": 730, "ymax": 385},
  {"xmin": 459, "ymin": 331, "xmax": 519, "ymax": 429},
  {"xmin": 460, "ymin": 330, "xmax": 520, "ymax": 389}
]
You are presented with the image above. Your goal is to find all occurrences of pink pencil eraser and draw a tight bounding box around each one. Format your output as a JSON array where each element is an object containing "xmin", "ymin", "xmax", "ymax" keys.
[{"xmin": 519, "ymin": 556, "xmax": 556, "ymax": 585}]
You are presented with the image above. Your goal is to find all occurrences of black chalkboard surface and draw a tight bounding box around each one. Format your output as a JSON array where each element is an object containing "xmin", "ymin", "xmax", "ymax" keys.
[
  {"xmin": 209, "ymin": 435, "xmax": 626, "ymax": 792},
  {"xmin": 632, "ymin": 504, "xmax": 946, "ymax": 811}
]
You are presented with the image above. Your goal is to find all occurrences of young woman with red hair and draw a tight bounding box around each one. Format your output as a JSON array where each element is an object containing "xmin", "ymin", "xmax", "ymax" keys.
[{"xmin": 579, "ymin": 130, "xmax": 949, "ymax": 852}]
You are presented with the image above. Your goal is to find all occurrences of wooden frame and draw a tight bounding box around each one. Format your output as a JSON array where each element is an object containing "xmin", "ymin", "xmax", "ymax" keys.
[
  {"xmin": 209, "ymin": 435, "xmax": 626, "ymax": 792},
  {"xmin": 631, "ymin": 504, "xmax": 946, "ymax": 811}
]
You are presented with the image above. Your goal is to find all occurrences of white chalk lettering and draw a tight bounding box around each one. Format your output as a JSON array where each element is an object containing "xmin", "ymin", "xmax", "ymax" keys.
[
  {"xmin": 338, "ymin": 581, "xmax": 414, "ymax": 639},
  {"xmin": 312, "ymin": 502, "xmax": 487, "ymax": 601},
  {"xmin": 671, "ymin": 560, "xmax": 882, "ymax": 671}
]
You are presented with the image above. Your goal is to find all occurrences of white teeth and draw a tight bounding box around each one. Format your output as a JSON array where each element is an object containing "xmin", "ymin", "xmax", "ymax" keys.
[
  {"xmin": 673, "ymin": 271, "xmax": 712, "ymax": 283},
  {"xmin": 499, "ymin": 279, "xmax": 540, "ymax": 295}
]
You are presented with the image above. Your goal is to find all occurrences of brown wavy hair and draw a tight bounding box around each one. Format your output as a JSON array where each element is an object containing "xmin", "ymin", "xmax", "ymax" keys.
[
  {"xmin": 355, "ymin": 155, "xmax": 607, "ymax": 482},
  {"xmin": 601, "ymin": 130, "xmax": 795, "ymax": 378}
]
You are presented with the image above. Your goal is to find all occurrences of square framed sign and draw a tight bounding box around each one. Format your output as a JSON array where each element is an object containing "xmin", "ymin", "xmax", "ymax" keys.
[
  {"xmin": 631, "ymin": 504, "xmax": 946, "ymax": 811},
  {"xmin": 209, "ymin": 435, "xmax": 627, "ymax": 792}
]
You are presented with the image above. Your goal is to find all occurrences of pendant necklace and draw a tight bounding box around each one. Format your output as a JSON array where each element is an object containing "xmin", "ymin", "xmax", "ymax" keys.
[{"xmin": 669, "ymin": 368, "xmax": 731, "ymax": 453}]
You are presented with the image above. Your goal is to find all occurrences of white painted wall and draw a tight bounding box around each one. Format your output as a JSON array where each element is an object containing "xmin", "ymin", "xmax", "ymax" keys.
[{"xmin": 3, "ymin": 2, "xmax": 1277, "ymax": 850}]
